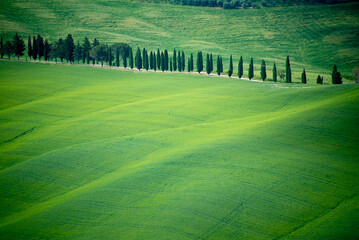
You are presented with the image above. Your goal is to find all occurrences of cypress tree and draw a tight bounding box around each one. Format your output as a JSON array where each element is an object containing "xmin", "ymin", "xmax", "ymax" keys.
[
  {"xmin": 115, "ymin": 48, "xmax": 120, "ymax": 67},
  {"xmin": 135, "ymin": 47, "xmax": 142, "ymax": 70},
  {"xmin": 285, "ymin": 55, "xmax": 292, "ymax": 83},
  {"xmin": 108, "ymin": 46, "xmax": 112, "ymax": 66},
  {"xmin": 27, "ymin": 35, "xmax": 32, "ymax": 60},
  {"xmin": 188, "ymin": 58, "xmax": 191, "ymax": 72},
  {"xmin": 210, "ymin": 53, "xmax": 213, "ymax": 73},
  {"xmin": 32, "ymin": 36, "xmax": 37, "ymax": 61},
  {"xmin": 206, "ymin": 53, "xmax": 211, "ymax": 74},
  {"xmin": 153, "ymin": 52, "xmax": 157, "ymax": 71},
  {"xmin": 123, "ymin": 50, "xmax": 127, "ymax": 68},
  {"xmin": 220, "ymin": 57, "xmax": 223, "ymax": 74},
  {"xmin": 317, "ymin": 75, "xmax": 322, "ymax": 84},
  {"xmin": 197, "ymin": 51, "xmax": 203, "ymax": 73},
  {"xmin": 182, "ymin": 51, "xmax": 185, "ymax": 72},
  {"xmin": 260, "ymin": 59, "xmax": 266, "ymax": 81},
  {"xmin": 301, "ymin": 68, "xmax": 307, "ymax": 84},
  {"xmin": 44, "ymin": 39, "xmax": 51, "ymax": 62},
  {"xmin": 173, "ymin": 49, "xmax": 177, "ymax": 71},
  {"xmin": 332, "ymin": 64, "xmax": 342, "ymax": 84},
  {"xmin": 145, "ymin": 49, "xmax": 149, "ymax": 71},
  {"xmin": 228, "ymin": 55, "xmax": 233, "ymax": 77},
  {"xmin": 13, "ymin": 33, "xmax": 26, "ymax": 60},
  {"xmin": 238, "ymin": 56, "xmax": 243, "ymax": 78},
  {"xmin": 190, "ymin": 53, "xmax": 194, "ymax": 72},
  {"xmin": 57, "ymin": 38, "xmax": 65, "ymax": 63},
  {"xmin": 0, "ymin": 36, "xmax": 4, "ymax": 58},
  {"xmin": 142, "ymin": 48, "xmax": 146, "ymax": 70},
  {"xmin": 248, "ymin": 57, "xmax": 254, "ymax": 80},
  {"xmin": 217, "ymin": 55, "xmax": 221, "ymax": 76},
  {"xmin": 65, "ymin": 34, "xmax": 74, "ymax": 63},
  {"xmin": 4, "ymin": 40, "xmax": 12, "ymax": 60},
  {"xmin": 164, "ymin": 49, "xmax": 169, "ymax": 71},
  {"xmin": 129, "ymin": 47, "xmax": 134, "ymax": 69},
  {"xmin": 92, "ymin": 38, "xmax": 99, "ymax": 64},
  {"xmin": 178, "ymin": 51, "xmax": 182, "ymax": 72},
  {"xmin": 37, "ymin": 34, "xmax": 44, "ymax": 61},
  {"xmin": 82, "ymin": 37, "xmax": 91, "ymax": 64},
  {"xmin": 170, "ymin": 58, "xmax": 173, "ymax": 72},
  {"xmin": 161, "ymin": 51, "xmax": 165, "ymax": 72},
  {"xmin": 273, "ymin": 63, "xmax": 277, "ymax": 82},
  {"xmin": 157, "ymin": 48, "xmax": 161, "ymax": 70},
  {"xmin": 150, "ymin": 51, "xmax": 153, "ymax": 69},
  {"xmin": 74, "ymin": 40, "xmax": 82, "ymax": 63}
]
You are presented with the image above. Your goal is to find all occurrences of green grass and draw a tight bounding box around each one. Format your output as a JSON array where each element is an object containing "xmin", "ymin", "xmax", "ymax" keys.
[
  {"xmin": 0, "ymin": 60, "xmax": 358, "ymax": 239},
  {"xmin": 0, "ymin": 0, "xmax": 359, "ymax": 77}
]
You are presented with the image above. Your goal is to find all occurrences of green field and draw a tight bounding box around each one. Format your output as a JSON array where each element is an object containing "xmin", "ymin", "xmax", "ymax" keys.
[
  {"xmin": 1, "ymin": 0, "xmax": 359, "ymax": 77},
  {"xmin": 0, "ymin": 60, "xmax": 359, "ymax": 239}
]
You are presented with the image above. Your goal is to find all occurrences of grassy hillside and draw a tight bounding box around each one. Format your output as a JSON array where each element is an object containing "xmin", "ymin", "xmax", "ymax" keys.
[
  {"xmin": 0, "ymin": 61, "xmax": 358, "ymax": 239},
  {"xmin": 0, "ymin": 0, "xmax": 359, "ymax": 76}
]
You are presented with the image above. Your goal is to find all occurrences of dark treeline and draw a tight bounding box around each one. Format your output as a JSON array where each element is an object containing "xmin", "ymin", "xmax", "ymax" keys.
[
  {"xmin": 157, "ymin": 0, "xmax": 356, "ymax": 10},
  {"xmin": 0, "ymin": 33, "xmax": 343, "ymax": 84}
]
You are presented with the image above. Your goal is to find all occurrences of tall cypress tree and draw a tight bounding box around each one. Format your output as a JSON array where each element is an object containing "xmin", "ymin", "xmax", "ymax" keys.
[
  {"xmin": 197, "ymin": 51, "xmax": 203, "ymax": 73},
  {"xmin": 217, "ymin": 55, "xmax": 221, "ymax": 76},
  {"xmin": 260, "ymin": 59, "xmax": 266, "ymax": 81},
  {"xmin": 44, "ymin": 39, "xmax": 51, "ymax": 61},
  {"xmin": 317, "ymin": 75, "xmax": 323, "ymax": 84},
  {"xmin": 145, "ymin": 49, "xmax": 149, "ymax": 71},
  {"xmin": 173, "ymin": 49, "xmax": 177, "ymax": 71},
  {"xmin": 332, "ymin": 64, "xmax": 342, "ymax": 84},
  {"xmin": 57, "ymin": 38, "xmax": 65, "ymax": 63},
  {"xmin": 82, "ymin": 37, "xmax": 91, "ymax": 64},
  {"xmin": 4, "ymin": 40, "xmax": 12, "ymax": 60},
  {"xmin": 210, "ymin": 53, "xmax": 213, "ymax": 73},
  {"xmin": 13, "ymin": 33, "xmax": 26, "ymax": 60},
  {"xmin": 238, "ymin": 56, "xmax": 243, "ymax": 78},
  {"xmin": 37, "ymin": 34, "xmax": 44, "ymax": 61},
  {"xmin": 65, "ymin": 34, "xmax": 74, "ymax": 63},
  {"xmin": 142, "ymin": 48, "xmax": 147, "ymax": 70},
  {"xmin": 190, "ymin": 53, "xmax": 194, "ymax": 72},
  {"xmin": 108, "ymin": 46, "xmax": 112, "ymax": 66},
  {"xmin": 248, "ymin": 57, "xmax": 254, "ymax": 80},
  {"xmin": 0, "ymin": 36, "xmax": 4, "ymax": 58},
  {"xmin": 187, "ymin": 58, "xmax": 191, "ymax": 72},
  {"xmin": 123, "ymin": 50, "xmax": 127, "ymax": 68},
  {"xmin": 153, "ymin": 52, "xmax": 157, "ymax": 71},
  {"xmin": 135, "ymin": 47, "xmax": 142, "ymax": 70},
  {"xmin": 178, "ymin": 51, "xmax": 182, "ymax": 72},
  {"xmin": 228, "ymin": 55, "xmax": 233, "ymax": 77},
  {"xmin": 92, "ymin": 38, "xmax": 99, "ymax": 65},
  {"xmin": 157, "ymin": 48, "xmax": 161, "ymax": 70},
  {"xmin": 220, "ymin": 57, "xmax": 223, "ymax": 74},
  {"xmin": 32, "ymin": 36, "xmax": 37, "ymax": 61},
  {"xmin": 273, "ymin": 63, "xmax": 277, "ymax": 82},
  {"xmin": 115, "ymin": 48, "xmax": 120, "ymax": 67},
  {"xmin": 182, "ymin": 51, "xmax": 185, "ymax": 72},
  {"xmin": 129, "ymin": 47, "xmax": 134, "ymax": 69},
  {"xmin": 27, "ymin": 35, "xmax": 32, "ymax": 60},
  {"xmin": 286, "ymin": 55, "xmax": 292, "ymax": 83},
  {"xmin": 164, "ymin": 49, "xmax": 169, "ymax": 71},
  {"xmin": 161, "ymin": 51, "xmax": 165, "ymax": 72},
  {"xmin": 170, "ymin": 58, "xmax": 173, "ymax": 72},
  {"xmin": 150, "ymin": 51, "xmax": 153, "ymax": 69},
  {"xmin": 301, "ymin": 68, "xmax": 307, "ymax": 84},
  {"xmin": 206, "ymin": 53, "xmax": 211, "ymax": 74}
]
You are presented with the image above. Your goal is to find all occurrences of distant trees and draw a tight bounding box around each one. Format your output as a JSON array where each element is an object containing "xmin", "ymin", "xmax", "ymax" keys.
[
  {"xmin": 65, "ymin": 34, "xmax": 74, "ymax": 63},
  {"xmin": 44, "ymin": 39, "xmax": 51, "ymax": 61},
  {"xmin": 13, "ymin": 33, "xmax": 26, "ymax": 60},
  {"xmin": 74, "ymin": 41, "xmax": 82, "ymax": 63},
  {"xmin": 206, "ymin": 53, "xmax": 211, "ymax": 74},
  {"xmin": 273, "ymin": 63, "xmax": 277, "ymax": 82},
  {"xmin": 190, "ymin": 53, "xmax": 194, "ymax": 72},
  {"xmin": 82, "ymin": 37, "xmax": 91, "ymax": 64},
  {"xmin": 248, "ymin": 57, "xmax": 254, "ymax": 80},
  {"xmin": 27, "ymin": 35, "xmax": 32, "ymax": 60},
  {"xmin": 332, "ymin": 64, "xmax": 342, "ymax": 84},
  {"xmin": 0, "ymin": 36, "xmax": 4, "ymax": 58},
  {"xmin": 301, "ymin": 68, "xmax": 307, "ymax": 84},
  {"xmin": 135, "ymin": 47, "xmax": 142, "ymax": 70},
  {"xmin": 317, "ymin": 75, "xmax": 323, "ymax": 84},
  {"xmin": 228, "ymin": 54, "xmax": 233, "ymax": 77},
  {"xmin": 260, "ymin": 59, "xmax": 266, "ymax": 81},
  {"xmin": 238, "ymin": 56, "xmax": 243, "ymax": 78},
  {"xmin": 217, "ymin": 55, "xmax": 223, "ymax": 76},
  {"xmin": 37, "ymin": 34, "xmax": 44, "ymax": 61},
  {"xmin": 129, "ymin": 48, "xmax": 134, "ymax": 69},
  {"xmin": 90, "ymin": 44, "xmax": 108, "ymax": 66},
  {"xmin": 197, "ymin": 51, "xmax": 203, "ymax": 73},
  {"xmin": 285, "ymin": 55, "xmax": 291, "ymax": 83},
  {"xmin": 4, "ymin": 40, "xmax": 12, "ymax": 59},
  {"xmin": 173, "ymin": 49, "xmax": 177, "ymax": 71}
]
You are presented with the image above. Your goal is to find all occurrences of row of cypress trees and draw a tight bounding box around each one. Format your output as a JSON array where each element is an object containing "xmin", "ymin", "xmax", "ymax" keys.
[{"xmin": 1, "ymin": 33, "xmax": 342, "ymax": 84}]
